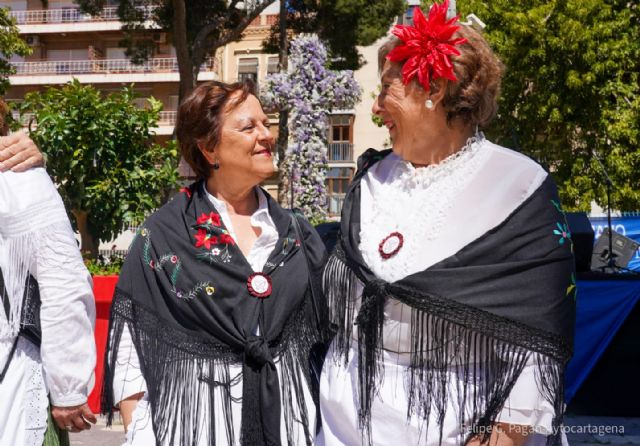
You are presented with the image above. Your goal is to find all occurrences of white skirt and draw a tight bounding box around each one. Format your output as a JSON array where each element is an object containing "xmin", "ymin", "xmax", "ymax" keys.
[{"xmin": 0, "ymin": 338, "xmax": 49, "ymax": 446}]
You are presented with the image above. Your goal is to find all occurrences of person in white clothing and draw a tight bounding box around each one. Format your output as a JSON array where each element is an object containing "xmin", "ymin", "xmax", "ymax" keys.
[
  {"xmin": 318, "ymin": 2, "xmax": 575, "ymax": 446},
  {"xmin": 0, "ymin": 100, "xmax": 97, "ymax": 445}
]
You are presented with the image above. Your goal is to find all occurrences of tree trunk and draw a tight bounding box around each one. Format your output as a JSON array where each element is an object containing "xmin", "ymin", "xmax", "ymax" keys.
[
  {"xmin": 276, "ymin": 0, "xmax": 290, "ymax": 206},
  {"xmin": 277, "ymin": 110, "xmax": 290, "ymax": 207},
  {"xmin": 172, "ymin": 0, "xmax": 195, "ymax": 104},
  {"xmin": 72, "ymin": 209, "xmax": 98, "ymax": 260}
]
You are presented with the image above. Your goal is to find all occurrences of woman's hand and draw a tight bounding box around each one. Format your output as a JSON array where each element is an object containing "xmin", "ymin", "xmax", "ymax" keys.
[
  {"xmin": 467, "ymin": 422, "xmax": 531, "ymax": 446},
  {"xmin": 0, "ymin": 131, "xmax": 44, "ymax": 172},
  {"xmin": 51, "ymin": 403, "xmax": 97, "ymax": 433}
]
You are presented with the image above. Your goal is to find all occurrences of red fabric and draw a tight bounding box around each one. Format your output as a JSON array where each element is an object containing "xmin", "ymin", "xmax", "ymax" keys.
[
  {"xmin": 387, "ymin": 0, "xmax": 467, "ymax": 92},
  {"xmin": 87, "ymin": 275, "xmax": 118, "ymax": 413}
]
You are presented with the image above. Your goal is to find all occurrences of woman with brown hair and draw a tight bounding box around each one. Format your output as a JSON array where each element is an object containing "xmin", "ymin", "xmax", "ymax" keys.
[
  {"xmin": 102, "ymin": 81, "xmax": 329, "ymax": 446},
  {"xmin": 319, "ymin": 2, "xmax": 575, "ymax": 446}
]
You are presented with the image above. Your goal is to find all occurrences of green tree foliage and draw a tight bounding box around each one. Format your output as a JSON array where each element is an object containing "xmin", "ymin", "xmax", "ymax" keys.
[
  {"xmin": 0, "ymin": 7, "xmax": 32, "ymax": 94},
  {"xmin": 75, "ymin": 0, "xmax": 277, "ymax": 101},
  {"xmin": 17, "ymin": 80, "xmax": 179, "ymax": 258},
  {"xmin": 264, "ymin": 0, "xmax": 405, "ymax": 69},
  {"xmin": 450, "ymin": 0, "xmax": 640, "ymax": 211}
]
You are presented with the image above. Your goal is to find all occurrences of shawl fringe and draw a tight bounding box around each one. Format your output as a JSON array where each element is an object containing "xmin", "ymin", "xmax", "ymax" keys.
[
  {"xmin": 324, "ymin": 245, "xmax": 568, "ymax": 446},
  {"xmin": 0, "ymin": 230, "xmax": 35, "ymax": 341},
  {"xmin": 0, "ymin": 223, "xmax": 68, "ymax": 372},
  {"xmin": 102, "ymin": 288, "xmax": 325, "ymax": 446}
]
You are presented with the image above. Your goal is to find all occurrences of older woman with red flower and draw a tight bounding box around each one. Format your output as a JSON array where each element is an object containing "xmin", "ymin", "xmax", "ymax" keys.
[{"xmin": 319, "ymin": 2, "xmax": 575, "ymax": 446}]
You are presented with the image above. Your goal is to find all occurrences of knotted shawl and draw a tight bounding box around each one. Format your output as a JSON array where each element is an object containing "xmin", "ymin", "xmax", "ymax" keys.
[{"xmin": 102, "ymin": 183, "xmax": 329, "ymax": 446}]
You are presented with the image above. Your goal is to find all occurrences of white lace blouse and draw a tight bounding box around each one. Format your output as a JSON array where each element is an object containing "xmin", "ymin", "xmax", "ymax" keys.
[
  {"xmin": 319, "ymin": 139, "xmax": 558, "ymax": 446},
  {"xmin": 0, "ymin": 168, "xmax": 96, "ymax": 446}
]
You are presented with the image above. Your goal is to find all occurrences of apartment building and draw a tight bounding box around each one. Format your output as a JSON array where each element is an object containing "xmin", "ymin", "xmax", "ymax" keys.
[
  {"xmin": 2, "ymin": 0, "xmax": 366, "ymax": 216},
  {"xmin": 2, "ymin": 0, "xmax": 216, "ymax": 146}
]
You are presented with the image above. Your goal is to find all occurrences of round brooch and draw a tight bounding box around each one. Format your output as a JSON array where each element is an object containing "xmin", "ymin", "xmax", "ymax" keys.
[
  {"xmin": 378, "ymin": 232, "xmax": 404, "ymax": 259},
  {"xmin": 247, "ymin": 273, "xmax": 272, "ymax": 299}
]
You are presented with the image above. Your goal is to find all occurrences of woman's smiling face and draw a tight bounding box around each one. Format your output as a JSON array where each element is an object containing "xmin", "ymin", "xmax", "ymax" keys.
[
  {"xmin": 213, "ymin": 93, "xmax": 276, "ymax": 184},
  {"xmin": 372, "ymin": 59, "xmax": 431, "ymax": 161}
]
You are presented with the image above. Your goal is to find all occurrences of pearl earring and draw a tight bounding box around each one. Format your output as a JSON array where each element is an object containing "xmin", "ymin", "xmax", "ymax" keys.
[{"xmin": 425, "ymin": 99, "xmax": 434, "ymax": 109}]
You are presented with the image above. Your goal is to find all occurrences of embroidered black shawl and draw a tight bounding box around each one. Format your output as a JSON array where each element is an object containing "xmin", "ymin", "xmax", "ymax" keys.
[
  {"xmin": 102, "ymin": 183, "xmax": 329, "ymax": 446},
  {"xmin": 323, "ymin": 149, "xmax": 576, "ymax": 445}
]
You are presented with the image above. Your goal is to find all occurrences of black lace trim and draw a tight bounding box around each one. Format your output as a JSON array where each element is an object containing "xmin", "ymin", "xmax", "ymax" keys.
[{"xmin": 334, "ymin": 242, "xmax": 571, "ymax": 362}]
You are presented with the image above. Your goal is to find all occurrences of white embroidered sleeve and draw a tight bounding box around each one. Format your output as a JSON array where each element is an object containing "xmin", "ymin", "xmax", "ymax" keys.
[
  {"xmin": 34, "ymin": 221, "xmax": 96, "ymax": 407},
  {"xmin": 12, "ymin": 170, "xmax": 98, "ymax": 407}
]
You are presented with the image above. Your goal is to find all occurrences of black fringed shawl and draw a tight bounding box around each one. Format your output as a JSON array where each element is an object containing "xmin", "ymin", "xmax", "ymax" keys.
[
  {"xmin": 323, "ymin": 149, "xmax": 576, "ymax": 445},
  {"xmin": 102, "ymin": 183, "xmax": 329, "ymax": 446}
]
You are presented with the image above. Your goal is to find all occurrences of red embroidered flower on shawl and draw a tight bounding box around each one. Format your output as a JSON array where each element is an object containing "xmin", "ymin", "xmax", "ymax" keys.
[
  {"xmin": 180, "ymin": 187, "xmax": 192, "ymax": 198},
  {"xmin": 197, "ymin": 212, "xmax": 222, "ymax": 227},
  {"xmin": 219, "ymin": 234, "xmax": 235, "ymax": 245},
  {"xmin": 195, "ymin": 229, "xmax": 218, "ymax": 249},
  {"xmin": 387, "ymin": 0, "xmax": 467, "ymax": 92}
]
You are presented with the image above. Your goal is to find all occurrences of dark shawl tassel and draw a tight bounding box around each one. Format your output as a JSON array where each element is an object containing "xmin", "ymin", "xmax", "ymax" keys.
[
  {"xmin": 323, "ymin": 247, "xmax": 359, "ymax": 362},
  {"xmin": 102, "ymin": 291, "xmax": 237, "ymax": 445},
  {"xmin": 276, "ymin": 300, "xmax": 315, "ymax": 446},
  {"xmin": 354, "ymin": 279, "xmax": 388, "ymax": 443},
  {"xmin": 535, "ymin": 352, "xmax": 566, "ymax": 446},
  {"xmin": 240, "ymin": 335, "xmax": 281, "ymax": 446},
  {"xmin": 103, "ymin": 289, "xmax": 325, "ymax": 446}
]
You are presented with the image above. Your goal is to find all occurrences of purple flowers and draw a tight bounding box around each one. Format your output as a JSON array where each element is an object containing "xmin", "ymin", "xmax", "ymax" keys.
[{"xmin": 262, "ymin": 36, "xmax": 361, "ymax": 221}]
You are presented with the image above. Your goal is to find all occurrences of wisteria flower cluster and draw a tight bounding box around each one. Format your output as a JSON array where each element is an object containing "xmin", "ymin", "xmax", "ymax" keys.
[{"xmin": 262, "ymin": 36, "xmax": 362, "ymax": 221}]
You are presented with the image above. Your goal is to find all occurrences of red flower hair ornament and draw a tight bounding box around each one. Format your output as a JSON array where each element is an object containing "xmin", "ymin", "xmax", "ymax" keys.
[{"xmin": 387, "ymin": 0, "xmax": 467, "ymax": 92}]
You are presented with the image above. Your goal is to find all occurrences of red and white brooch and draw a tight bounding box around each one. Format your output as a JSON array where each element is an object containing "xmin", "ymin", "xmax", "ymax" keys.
[
  {"xmin": 247, "ymin": 273, "xmax": 272, "ymax": 299},
  {"xmin": 378, "ymin": 232, "xmax": 404, "ymax": 259}
]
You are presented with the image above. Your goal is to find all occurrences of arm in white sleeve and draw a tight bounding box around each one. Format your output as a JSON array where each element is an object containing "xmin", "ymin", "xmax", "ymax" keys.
[
  {"xmin": 25, "ymin": 174, "xmax": 96, "ymax": 407},
  {"xmin": 112, "ymin": 324, "xmax": 147, "ymax": 406}
]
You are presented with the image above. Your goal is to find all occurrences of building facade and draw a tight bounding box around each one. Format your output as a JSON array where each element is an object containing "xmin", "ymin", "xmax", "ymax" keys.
[
  {"xmin": 3, "ymin": 0, "xmax": 219, "ymax": 144},
  {"xmin": 2, "ymin": 0, "xmax": 388, "ymax": 218}
]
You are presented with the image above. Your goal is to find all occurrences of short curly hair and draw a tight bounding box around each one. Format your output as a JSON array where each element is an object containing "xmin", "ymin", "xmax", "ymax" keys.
[
  {"xmin": 378, "ymin": 25, "xmax": 504, "ymax": 128},
  {"xmin": 176, "ymin": 81, "xmax": 254, "ymax": 179}
]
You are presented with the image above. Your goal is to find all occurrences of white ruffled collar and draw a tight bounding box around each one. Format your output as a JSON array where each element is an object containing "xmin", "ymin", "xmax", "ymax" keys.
[
  {"xmin": 359, "ymin": 133, "xmax": 491, "ymax": 283},
  {"xmin": 385, "ymin": 132, "xmax": 485, "ymax": 191}
]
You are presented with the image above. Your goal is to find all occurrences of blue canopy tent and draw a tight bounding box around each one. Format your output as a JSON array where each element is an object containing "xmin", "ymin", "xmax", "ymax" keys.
[
  {"xmin": 564, "ymin": 217, "xmax": 640, "ymax": 404},
  {"xmin": 566, "ymin": 277, "xmax": 640, "ymax": 403}
]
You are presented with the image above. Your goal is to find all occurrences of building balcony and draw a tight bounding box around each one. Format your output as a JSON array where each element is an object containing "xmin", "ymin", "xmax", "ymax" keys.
[
  {"xmin": 327, "ymin": 193, "xmax": 346, "ymax": 217},
  {"xmin": 328, "ymin": 142, "xmax": 354, "ymax": 162},
  {"xmin": 11, "ymin": 6, "xmax": 157, "ymax": 34},
  {"xmin": 13, "ymin": 110, "xmax": 177, "ymax": 136},
  {"xmin": 155, "ymin": 111, "xmax": 176, "ymax": 135},
  {"xmin": 9, "ymin": 57, "xmax": 217, "ymax": 85},
  {"xmin": 158, "ymin": 111, "xmax": 177, "ymax": 125}
]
